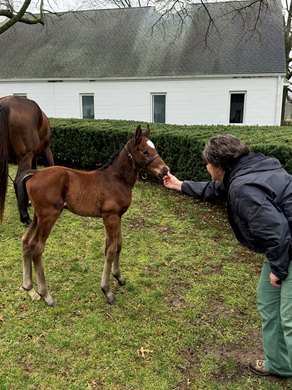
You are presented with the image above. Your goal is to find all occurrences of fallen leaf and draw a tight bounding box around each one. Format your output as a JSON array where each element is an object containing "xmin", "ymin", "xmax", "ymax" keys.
[{"xmin": 137, "ymin": 347, "xmax": 154, "ymax": 358}]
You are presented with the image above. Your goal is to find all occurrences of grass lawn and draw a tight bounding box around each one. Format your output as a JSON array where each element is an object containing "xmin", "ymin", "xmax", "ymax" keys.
[{"xmin": 0, "ymin": 165, "xmax": 291, "ymax": 389}]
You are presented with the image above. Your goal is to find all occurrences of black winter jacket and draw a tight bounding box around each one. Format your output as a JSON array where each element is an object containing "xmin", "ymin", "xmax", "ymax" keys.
[{"xmin": 181, "ymin": 152, "xmax": 292, "ymax": 280}]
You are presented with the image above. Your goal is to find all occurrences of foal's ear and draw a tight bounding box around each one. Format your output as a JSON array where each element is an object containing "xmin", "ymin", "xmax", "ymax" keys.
[
  {"xmin": 143, "ymin": 124, "xmax": 151, "ymax": 138},
  {"xmin": 134, "ymin": 125, "xmax": 143, "ymax": 144}
]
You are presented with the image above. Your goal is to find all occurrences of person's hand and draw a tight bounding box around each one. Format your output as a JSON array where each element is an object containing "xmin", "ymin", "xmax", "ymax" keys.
[
  {"xmin": 270, "ymin": 272, "xmax": 282, "ymax": 287},
  {"xmin": 163, "ymin": 172, "xmax": 183, "ymax": 191}
]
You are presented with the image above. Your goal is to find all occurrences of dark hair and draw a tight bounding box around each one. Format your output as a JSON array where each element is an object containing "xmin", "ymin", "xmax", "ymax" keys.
[{"xmin": 202, "ymin": 134, "xmax": 250, "ymax": 172}]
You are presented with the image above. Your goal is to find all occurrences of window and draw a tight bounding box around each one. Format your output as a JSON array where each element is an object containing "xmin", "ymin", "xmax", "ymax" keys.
[
  {"xmin": 81, "ymin": 94, "xmax": 94, "ymax": 119},
  {"xmin": 229, "ymin": 93, "xmax": 245, "ymax": 124},
  {"xmin": 152, "ymin": 94, "xmax": 166, "ymax": 123}
]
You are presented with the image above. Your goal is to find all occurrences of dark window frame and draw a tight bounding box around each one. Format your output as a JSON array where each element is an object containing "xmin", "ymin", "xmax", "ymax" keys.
[
  {"xmin": 152, "ymin": 93, "xmax": 166, "ymax": 123},
  {"xmin": 13, "ymin": 93, "xmax": 27, "ymax": 98},
  {"xmin": 229, "ymin": 92, "xmax": 245, "ymax": 124},
  {"xmin": 81, "ymin": 94, "xmax": 95, "ymax": 119}
]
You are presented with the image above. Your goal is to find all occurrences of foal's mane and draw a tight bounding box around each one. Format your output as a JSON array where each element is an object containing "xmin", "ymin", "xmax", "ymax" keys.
[{"xmin": 96, "ymin": 143, "xmax": 125, "ymax": 170}]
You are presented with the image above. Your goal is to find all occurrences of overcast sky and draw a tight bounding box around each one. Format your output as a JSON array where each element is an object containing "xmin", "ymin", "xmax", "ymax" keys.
[
  {"xmin": 24, "ymin": 0, "xmax": 155, "ymax": 12},
  {"xmin": 14, "ymin": 0, "xmax": 191, "ymax": 13},
  {"xmin": 49, "ymin": 0, "xmax": 95, "ymax": 11},
  {"xmin": 49, "ymin": 1, "xmax": 91, "ymax": 11},
  {"xmin": 10, "ymin": 0, "xmax": 291, "ymax": 13},
  {"xmin": 15, "ymin": 0, "xmax": 95, "ymax": 12}
]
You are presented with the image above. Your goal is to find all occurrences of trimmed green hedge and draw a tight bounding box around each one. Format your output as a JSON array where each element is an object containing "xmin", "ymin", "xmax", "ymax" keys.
[{"xmin": 50, "ymin": 118, "xmax": 292, "ymax": 180}]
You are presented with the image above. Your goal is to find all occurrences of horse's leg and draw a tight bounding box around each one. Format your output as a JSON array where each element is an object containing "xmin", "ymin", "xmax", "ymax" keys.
[
  {"xmin": 101, "ymin": 214, "xmax": 122, "ymax": 304},
  {"xmin": 22, "ymin": 213, "xmax": 41, "ymax": 301},
  {"xmin": 32, "ymin": 155, "xmax": 37, "ymax": 170},
  {"xmin": 43, "ymin": 146, "xmax": 54, "ymax": 166},
  {"xmin": 14, "ymin": 154, "xmax": 33, "ymax": 197},
  {"xmin": 14, "ymin": 153, "xmax": 34, "ymax": 224},
  {"xmin": 29, "ymin": 211, "xmax": 61, "ymax": 306},
  {"xmin": 111, "ymin": 222, "xmax": 125, "ymax": 286}
]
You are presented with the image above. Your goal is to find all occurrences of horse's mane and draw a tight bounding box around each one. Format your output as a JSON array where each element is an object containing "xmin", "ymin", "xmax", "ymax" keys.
[{"xmin": 96, "ymin": 143, "xmax": 125, "ymax": 170}]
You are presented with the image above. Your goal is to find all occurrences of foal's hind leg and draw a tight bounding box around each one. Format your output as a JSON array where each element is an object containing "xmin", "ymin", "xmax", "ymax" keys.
[
  {"xmin": 101, "ymin": 215, "xmax": 124, "ymax": 304},
  {"xmin": 22, "ymin": 214, "xmax": 41, "ymax": 301},
  {"xmin": 111, "ymin": 223, "xmax": 125, "ymax": 286},
  {"xmin": 29, "ymin": 210, "xmax": 62, "ymax": 306}
]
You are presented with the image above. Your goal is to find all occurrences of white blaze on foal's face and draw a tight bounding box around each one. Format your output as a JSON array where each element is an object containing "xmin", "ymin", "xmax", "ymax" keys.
[{"xmin": 147, "ymin": 140, "xmax": 155, "ymax": 149}]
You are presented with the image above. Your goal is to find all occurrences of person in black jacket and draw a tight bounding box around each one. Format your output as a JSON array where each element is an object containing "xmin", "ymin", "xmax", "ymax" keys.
[{"xmin": 163, "ymin": 134, "xmax": 292, "ymax": 377}]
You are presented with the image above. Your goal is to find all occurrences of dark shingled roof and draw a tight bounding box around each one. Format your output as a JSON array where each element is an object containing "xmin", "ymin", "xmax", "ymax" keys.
[{"xmin": 0, "ymin": 0, "xmax": 286, "ymax": 80}]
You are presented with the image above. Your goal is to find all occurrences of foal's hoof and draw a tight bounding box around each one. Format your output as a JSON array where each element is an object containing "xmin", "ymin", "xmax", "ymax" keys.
[
  {"xmin": 102, "ymin": 288, "xmax": 115, "ymax": 304},
  {"xmin": 47, "ymin": 300, "xmax": 57, "ymax": 307},
  {"xmin": 44, "ymin": 297, "xmax": 57, "ymax": 307},
  {"xmin": 26, "ymin": 288, "xmax": 41, "ymax": 301},
  {"xmin": 107, "ymin": 295, "xmax": 115, "ymax": 305},
  {"xmin": 113, "ymin": 274, "xmax": 125, "ymax": 286}
]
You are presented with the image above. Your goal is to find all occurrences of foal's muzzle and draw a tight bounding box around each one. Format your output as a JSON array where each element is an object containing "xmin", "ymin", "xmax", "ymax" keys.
[{"xmin": 158, "ymin": 166, "xmax": 169, "ymax": 179}]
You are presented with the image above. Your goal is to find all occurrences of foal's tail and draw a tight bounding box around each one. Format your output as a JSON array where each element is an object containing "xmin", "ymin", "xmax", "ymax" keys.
[
  {"xmin": 18, "ymin": 171, "xmax": 35, "ymax": 215},
  {"xmin": 0, "ymin": 104, "xmax": 10, "ymax": 222}
]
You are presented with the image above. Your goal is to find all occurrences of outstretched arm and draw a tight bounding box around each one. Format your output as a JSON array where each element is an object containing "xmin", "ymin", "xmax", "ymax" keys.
[
  {"xmin": 163, "ymin": 172, "xmax": 227, "ymax": 202},
  {"xmin": 163, "ymin": 172, "xmax": 183, "ymax": 191}
]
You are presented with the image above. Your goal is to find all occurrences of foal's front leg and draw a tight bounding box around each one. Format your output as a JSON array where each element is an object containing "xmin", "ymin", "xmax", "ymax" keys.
[{"xmin": 101, "ymin": 215, "xmax": 124, "ymax": 304}]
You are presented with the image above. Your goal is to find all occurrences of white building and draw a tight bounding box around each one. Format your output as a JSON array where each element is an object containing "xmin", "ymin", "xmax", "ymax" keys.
[{"xmin": 0, "ymin": 0, "xmax": 286, "ymax": 125}]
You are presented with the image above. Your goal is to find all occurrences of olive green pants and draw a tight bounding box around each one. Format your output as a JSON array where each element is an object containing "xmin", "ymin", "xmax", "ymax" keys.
[{"xmin": 257, "ymin": 260, "xmax": 292, "ymax": 377}]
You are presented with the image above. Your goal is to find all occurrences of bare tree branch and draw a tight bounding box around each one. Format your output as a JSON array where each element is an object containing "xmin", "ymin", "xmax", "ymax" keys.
[{"xmin": 0, "ymin": 0, "xmax": 45, "ymax": 34}]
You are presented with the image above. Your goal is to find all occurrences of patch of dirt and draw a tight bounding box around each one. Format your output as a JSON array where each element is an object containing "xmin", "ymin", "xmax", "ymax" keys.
[
  {"xmin": 229, "ymin": 246, "xmax": 264, "ymax": 273},
  {"xmin": 177, "ymin": 327, "xmax": 292, "ymax": 389},
  {"xmin": 128, "ymin": 217, "xmax": 148, "ymax": 230},
  {"xmin": 166, "ymin": 276, "xmax": 190, "ymax": 308}
]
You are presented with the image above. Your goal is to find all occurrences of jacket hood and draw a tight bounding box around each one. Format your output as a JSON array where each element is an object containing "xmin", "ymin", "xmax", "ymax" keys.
[{"xmin": 226, "ymin": 152, "xmax": 282, "ymax": 187}]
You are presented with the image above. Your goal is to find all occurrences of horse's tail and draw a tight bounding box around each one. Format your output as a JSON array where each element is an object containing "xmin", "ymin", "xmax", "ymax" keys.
[{"xmin": 0, "ymin": 104, "xmax": 10, "ymax": 222}]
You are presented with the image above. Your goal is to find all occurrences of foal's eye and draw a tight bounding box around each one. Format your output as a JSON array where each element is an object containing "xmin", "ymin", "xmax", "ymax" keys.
[{"xmin": 143, "ymin": 150, "xmax": 150, "ymax": 157}]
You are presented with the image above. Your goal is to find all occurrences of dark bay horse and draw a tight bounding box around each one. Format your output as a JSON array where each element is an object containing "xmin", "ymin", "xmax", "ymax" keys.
[
  {"xmin": 21, "ymin": 125, "xmax": 169, "ymax": 305},
  {"xmin": 0, "ymin": 96, "xmax": 54, "ymax": 224}
]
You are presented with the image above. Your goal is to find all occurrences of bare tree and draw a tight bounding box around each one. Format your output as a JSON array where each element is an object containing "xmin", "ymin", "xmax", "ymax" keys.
[{"xmin": 0, "ymin": 0, "xmax": 47, "ymax": 34}]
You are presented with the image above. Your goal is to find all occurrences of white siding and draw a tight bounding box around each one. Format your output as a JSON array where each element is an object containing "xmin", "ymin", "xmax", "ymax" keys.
[{"xmin": 0, "ymin": 76, "xmax": 284, "ymax": 125}]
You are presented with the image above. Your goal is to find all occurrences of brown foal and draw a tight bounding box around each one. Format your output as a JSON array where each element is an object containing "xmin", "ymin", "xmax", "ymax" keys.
[{"xmin": 21, "ymin": 125, "xmax": 169, "ymax": 305}]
